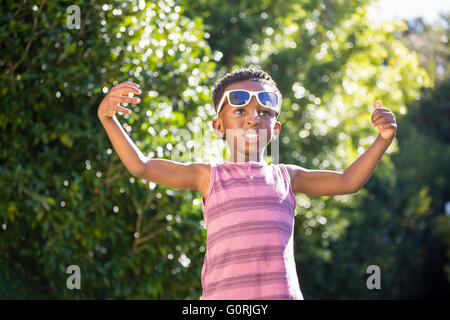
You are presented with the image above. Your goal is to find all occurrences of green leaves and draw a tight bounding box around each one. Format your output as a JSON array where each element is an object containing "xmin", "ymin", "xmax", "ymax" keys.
[{"xmin": 0, "ymin": 0, "xmax": 213, "ymax": 299}]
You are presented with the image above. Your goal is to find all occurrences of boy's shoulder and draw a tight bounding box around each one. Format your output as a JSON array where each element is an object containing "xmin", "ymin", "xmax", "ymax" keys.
[
  {"xmin": 283, "ymin": 163, "xmax": 307, "ymax": 183},
  {"xmin": 191, "ymin": 162, "xmax": 211, "ymax": 197},
  {"xmin": 191, "ymin": 161, "xmax": 211, "ymax": 168},
  {"xmin": 189, "ymin": 162, "xmax": 211, "ymax": 179}
]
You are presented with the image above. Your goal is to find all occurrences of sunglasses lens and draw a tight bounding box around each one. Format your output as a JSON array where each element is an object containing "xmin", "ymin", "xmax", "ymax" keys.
[
  {"xmin": 229, "ymin": 90, "xmax": 250, "ymax": 106},
  {"xmin": 258, "ymin": 92, "xmax": 279, "ymax": 108}
]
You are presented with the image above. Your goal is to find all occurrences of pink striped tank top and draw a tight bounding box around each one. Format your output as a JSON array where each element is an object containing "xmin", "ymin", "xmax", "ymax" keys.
[{"xmin": 200, "ymin": 161, "xmax": 303, "ymax": 300}]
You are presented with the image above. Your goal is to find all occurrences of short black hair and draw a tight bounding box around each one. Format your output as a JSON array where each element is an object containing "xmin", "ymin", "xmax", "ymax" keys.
[{"xmin": 212, "ymin": 67, "xmax": 280, "ymax": 114}]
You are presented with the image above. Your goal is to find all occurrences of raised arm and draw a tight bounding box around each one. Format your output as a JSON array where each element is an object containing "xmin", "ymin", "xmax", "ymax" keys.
[
  {"xmin": 98, "ymin": 81, "xmax": 209, "ymax": 193},
  {"xmin": 286, "ymin": 100, "xmax": 397, "ymax": 196},
  {"xmin": 136, "ymin": 159, "xmax": 210, "ymax": 193},
  {"xmin": 287, "ymin": 134, "xmax": 393, "ymax": 196},
  {"xmin": 98, "ymin": 81, "xmax": 147, "ymax": 177},
  {"xmin": 286, "ymin": 164, "xmax": 353, "ymax": 196}
]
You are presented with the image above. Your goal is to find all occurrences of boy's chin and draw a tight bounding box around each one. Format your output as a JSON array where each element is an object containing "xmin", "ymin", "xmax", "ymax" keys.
[{"xmin": 242, "ymin": 145, "xmax": 265, "ymax": 156}]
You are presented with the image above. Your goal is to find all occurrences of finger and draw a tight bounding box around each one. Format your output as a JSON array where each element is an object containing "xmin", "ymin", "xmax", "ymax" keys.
[
  {"xmin": 110, "ymin": 95, "xmax": 141, "ymax": 104},
  {"xmin": 379, "ymin": 122, "xmax": 397, "ymax": 129},
  {"xmin": 372, "ymin": 108, "xmax": 391, "ymax": 121},
  {"xmin": 374, "ymin": 108, "xmax": 391, "ymax": 112},
  {"xmin": 115, "ymin": 81, "xmax": 140, "ymax": 89},
  {"xmin": 372, "ymin": 111, "xmax": 393, "ymax": 123},
  {"xmin": 111, "ymin": 86, "xmax": 141, "ymax": 95},
  {"xmin": 371, "ymin": 110, "xmax": 380, "ymax": 123},
  {"xmin": 372, "ymin": 111, "xmax": 387, "ymax": 124},
  {"xmin": 374, "ymin": 117, "xmax": 395, "ymax": 127},
  {"xmin": 113, "ymin": 105, "xmax": 132, "ymax": 114},
  {"xmin": 373, "ymin": 117, "xmax": 385, "ymax": 127},
  {"xmin": 374, "ymin": 116, "xmax": 394, "ymax": 124},
  {"xmin": 376, "ymin": 100, "xmax": 382, "ymax": 109}
]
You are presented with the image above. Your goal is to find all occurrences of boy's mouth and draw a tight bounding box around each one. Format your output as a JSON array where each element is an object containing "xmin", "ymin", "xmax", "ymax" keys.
[{"xmin": 243, "ymin": 131, "xmax": 259, "ymax": 143}]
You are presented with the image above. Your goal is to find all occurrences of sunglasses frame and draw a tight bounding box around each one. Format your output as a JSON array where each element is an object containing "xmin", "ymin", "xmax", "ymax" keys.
[{"xmin": 216, "ymin": 89, "xmax": 282, "ymax": 115}]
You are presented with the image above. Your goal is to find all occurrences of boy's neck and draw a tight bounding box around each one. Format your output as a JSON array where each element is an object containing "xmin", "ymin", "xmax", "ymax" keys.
[{"xmin": 228, "ymin": 152, "xmax": 266, "ymax": 163}]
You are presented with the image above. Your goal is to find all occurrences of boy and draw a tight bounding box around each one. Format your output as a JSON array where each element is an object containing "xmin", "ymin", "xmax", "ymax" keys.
[{"xmin": 98, "ymin": 68, "xmax": 397, "ymax": 299}]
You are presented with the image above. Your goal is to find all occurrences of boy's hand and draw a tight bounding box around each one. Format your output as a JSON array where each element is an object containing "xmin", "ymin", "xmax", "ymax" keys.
[
  {"xmin": 371, "ymin": 100, "xmax": 397, "ymax": 141},
  {"xmin": 98, "ymin": 81, "xmax": 141, "ymax": 121}
]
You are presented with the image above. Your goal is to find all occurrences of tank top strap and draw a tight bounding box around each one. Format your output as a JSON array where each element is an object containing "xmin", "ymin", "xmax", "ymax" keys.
[
  {"xmin": 201, "ymin": 163, "xmax": 218, "ymax": 227},
  {"xmin": 277, "ymin": 163, "xmax": 297, "ymax": 209}
]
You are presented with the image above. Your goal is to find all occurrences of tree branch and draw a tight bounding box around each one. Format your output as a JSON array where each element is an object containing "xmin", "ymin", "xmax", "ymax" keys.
[{"xmin": 11, "ymin": 0, "xmax": 47, "ymax": 72}]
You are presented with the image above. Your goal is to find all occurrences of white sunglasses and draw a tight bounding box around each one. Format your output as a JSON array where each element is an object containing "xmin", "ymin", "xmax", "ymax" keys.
[{"xmin": 216, "ymin": 89, "xmax": 282, "ymax": 115}]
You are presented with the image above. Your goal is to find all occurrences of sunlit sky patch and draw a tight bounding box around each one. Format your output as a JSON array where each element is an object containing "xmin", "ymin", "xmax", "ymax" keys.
[{"xmin": 369, "ymin": 0, "xmax": 450, "ymax": 25}]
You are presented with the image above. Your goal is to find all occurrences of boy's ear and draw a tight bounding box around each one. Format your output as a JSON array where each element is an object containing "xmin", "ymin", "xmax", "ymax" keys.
[
  {"xmin": 212, "ymin": 118, "xmax": 225, "ymax": 138},
  {"xmin": 272, "ymin": 121, "xmax": 281, "ymax": 140}
]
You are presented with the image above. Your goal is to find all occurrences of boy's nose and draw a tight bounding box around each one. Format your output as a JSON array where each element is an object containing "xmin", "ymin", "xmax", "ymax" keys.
[
  {"xmin": 247, "ymin": 97, "xmax": 261, "ymax": 117},
  {"xmin": 246, "ymin": 110, "xmax": 261, "ymax": 123}
]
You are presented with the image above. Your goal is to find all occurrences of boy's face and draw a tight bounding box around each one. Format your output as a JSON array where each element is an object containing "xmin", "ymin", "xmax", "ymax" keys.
[{"xmin": 212, "ymin": 79, "xmax": 282, "ymax": 161}]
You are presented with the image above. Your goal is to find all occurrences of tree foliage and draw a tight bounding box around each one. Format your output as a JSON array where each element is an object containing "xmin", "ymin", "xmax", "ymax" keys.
[{"xmin": 0, "ymin": 0, "xmax": 215, "ymax": 299}]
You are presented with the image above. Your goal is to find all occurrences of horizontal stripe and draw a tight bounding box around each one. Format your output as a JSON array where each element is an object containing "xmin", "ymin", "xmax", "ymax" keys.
[
  {"xmin": 203, "ymin": 272, "xmax": 286, "ymax": 296},
  {"xmin": 247, "ymin": 294, "xmax": 293, "ymax": 300},
  {"xmin": 207, "ymin": 220, "xmax": 292, "ymax": 249},
  {"xmin": 206, "ymin": 246, "xmax": 285, "ymax": 273},
  {"xmin": 212, "ymin": 176, "xmax": 288, "ymax": 198},
  {"xmin": 207, "ymin": 196, "xmax": 294, "ymax": 225},
  {"xmin": 214, "ymin": 175, "xmax": 272, "ymax": 190}
]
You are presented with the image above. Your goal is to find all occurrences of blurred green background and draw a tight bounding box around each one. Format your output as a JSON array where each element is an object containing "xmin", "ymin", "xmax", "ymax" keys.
[{"xmin": 0, "ymin": 0, "xmax": 449, "ymax": 299}]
